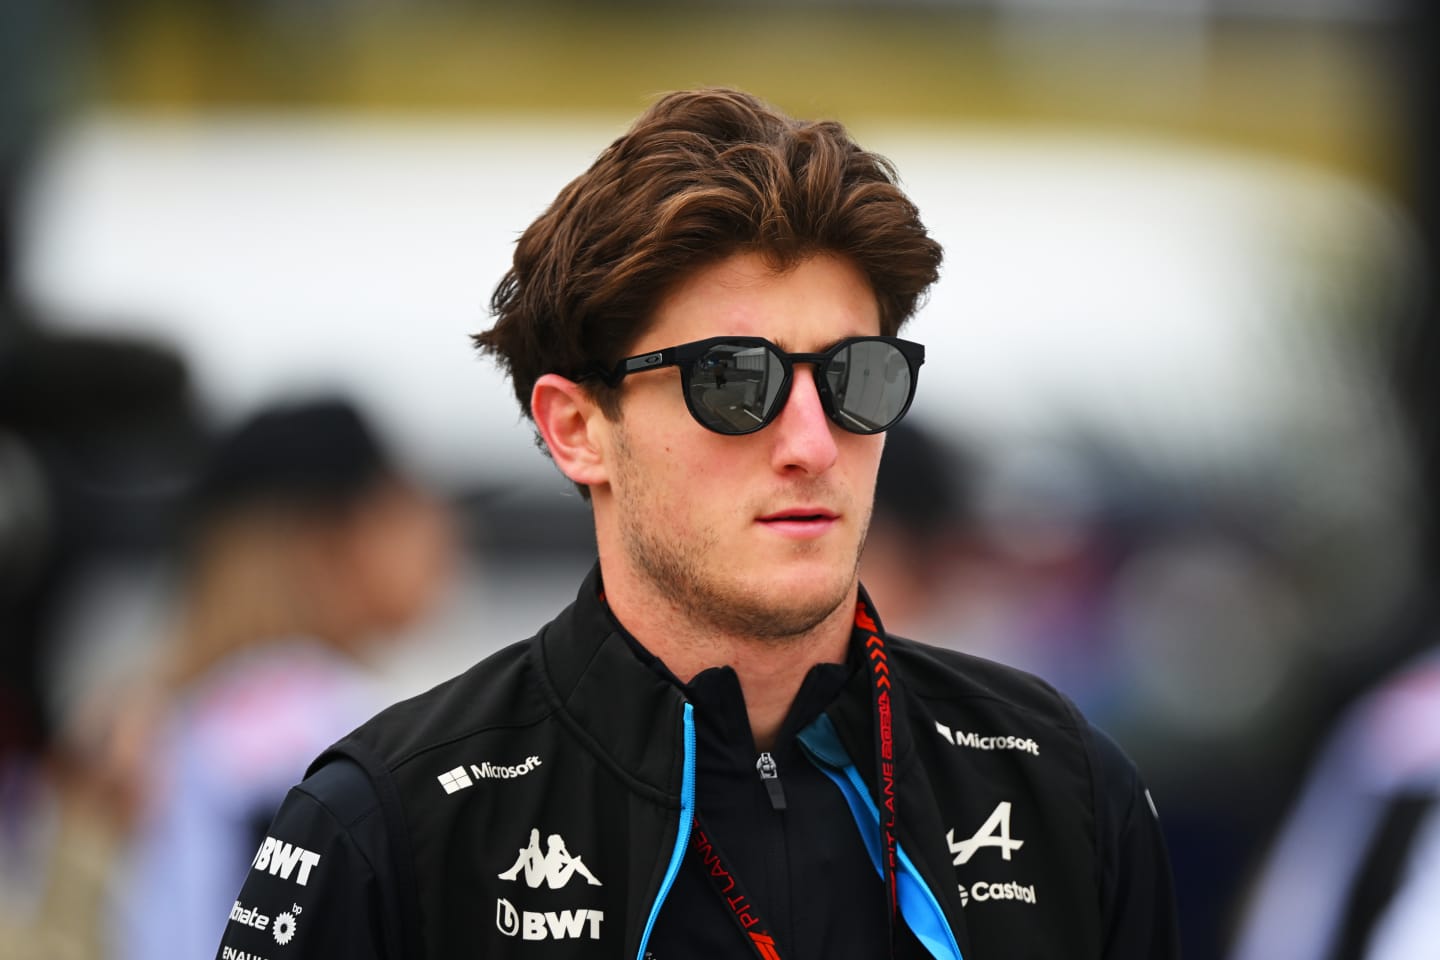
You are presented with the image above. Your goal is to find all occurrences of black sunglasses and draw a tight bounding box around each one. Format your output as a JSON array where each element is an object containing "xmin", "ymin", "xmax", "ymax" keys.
[{"xmin": 591, "ymin": 336, "xmax": 925, "ymax": 436}]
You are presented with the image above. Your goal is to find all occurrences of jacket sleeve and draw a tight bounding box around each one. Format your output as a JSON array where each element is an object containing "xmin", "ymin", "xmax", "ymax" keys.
[
  {"xmin": 214, "ymin": 758, "xmax": 401, "ymax": 960},
  {"xmin": 1088, "ymin": 725, "xmax": 1183, "ymax": 960}
]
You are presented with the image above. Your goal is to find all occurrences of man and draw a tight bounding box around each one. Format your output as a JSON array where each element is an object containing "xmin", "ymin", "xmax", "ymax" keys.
[{"xmin": 215, "ymin": 88, "xmax": 1179, "ymax": 959}]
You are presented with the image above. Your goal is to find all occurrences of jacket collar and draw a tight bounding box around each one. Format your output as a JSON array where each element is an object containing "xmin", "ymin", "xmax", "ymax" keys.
[
  {"xmin": 533, "ymin": 563, "xmax": 913, "ymax": 800},
  {"xmin": 533, "ymin": 563, "xmax": 690, "ymax": 801}
]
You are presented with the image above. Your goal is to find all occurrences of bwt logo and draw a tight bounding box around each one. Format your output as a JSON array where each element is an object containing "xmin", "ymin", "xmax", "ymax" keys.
[
  {"xmin": 495, "ymin": 899, "xmax": 604, "ymax": 940},
  {"xmin": 251, "ymin": 836, "xmax": 322, "ymax": 886}
]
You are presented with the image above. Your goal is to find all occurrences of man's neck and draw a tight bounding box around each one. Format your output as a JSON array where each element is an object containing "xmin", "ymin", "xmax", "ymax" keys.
[{"xmin": 602, "ymin": 573, "xmax": 857, "ymax": 752}]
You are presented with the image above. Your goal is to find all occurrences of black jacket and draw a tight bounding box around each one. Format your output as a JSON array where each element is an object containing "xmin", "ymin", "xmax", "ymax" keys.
[{"xmin": 215, "ymin": 567, "xmax": 1180, "ymax": 959}]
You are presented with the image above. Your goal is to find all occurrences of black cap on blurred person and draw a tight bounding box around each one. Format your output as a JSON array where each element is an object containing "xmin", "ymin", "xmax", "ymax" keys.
[
  {"xmin": 874, "ymin": 419, "xmax": 968, "ymax": 542},
  {"xmin": 190, "ymin": 397, "xmax": 393, "ymax": 521}
]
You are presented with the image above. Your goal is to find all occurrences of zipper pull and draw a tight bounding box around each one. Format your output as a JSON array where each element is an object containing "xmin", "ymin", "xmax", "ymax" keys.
[{"xmin": 756, "ymin": 752, "xmax": 787, "ymax": 810}]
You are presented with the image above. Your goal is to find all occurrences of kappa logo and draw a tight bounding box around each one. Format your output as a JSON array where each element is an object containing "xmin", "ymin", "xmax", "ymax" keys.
[
  {"xmin": 947, "ymin": 801, "xmax": 1025, "ymax": 865},
  {"xmin": 495, "ymin": 898, "xmax": 604, "ymax": 941},
  {"xmin": 251, "ymin": 836, "xmax": 321, "ymax": 886},
  {"xmin": 499, "ymin": 828, "xmax": 602, "ymax": 889},
  {"xmin": 438, "ymin": 756, "xmax": 543, "ymax": 794},
  {"xmin": 935, "ymin": 721, "xmax": 1040, "ymax": 756}
]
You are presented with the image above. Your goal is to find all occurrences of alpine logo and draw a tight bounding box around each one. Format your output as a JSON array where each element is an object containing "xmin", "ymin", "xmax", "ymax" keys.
[
  {"xmin": 251, "ymin": 836, "xmax": 321, "ymax": 886},
  {"xmin": 499, "ymin": 828, "xmax": 602, "ymax": 888},
  {"xmin": 935, "ymin": 721, "xmax": 1039, "ymax": 756},
  {"xmin": 948, "ymin": 801, "xmax": 1025, "ymax": 865},
  {"xmin": 495, "ymin": 898, "xmax": 604, "ymax": 941},
  {"xmin": 958, "ymin": 880, "xmax": 1039, "ymax": 908},
  {"xmin": 438, "ymin": 756, "xmax": 543, "ymax": 793}
]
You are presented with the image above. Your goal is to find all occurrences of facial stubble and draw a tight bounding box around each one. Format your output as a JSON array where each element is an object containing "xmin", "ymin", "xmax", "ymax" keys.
[{"xmin": 610, "ymin": 424, "xmax": 871, "ymax": 643}]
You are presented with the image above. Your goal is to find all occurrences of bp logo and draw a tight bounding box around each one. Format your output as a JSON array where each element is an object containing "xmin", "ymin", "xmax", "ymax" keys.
[{"xmin": 272, "ymin": 904, "xmax": 302, "ymax": 946}]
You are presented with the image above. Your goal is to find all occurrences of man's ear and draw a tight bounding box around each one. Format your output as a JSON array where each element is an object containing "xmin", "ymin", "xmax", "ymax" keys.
[{"xmin": 531, "ymin": 374, "xmax": 610, "ymax": 489}]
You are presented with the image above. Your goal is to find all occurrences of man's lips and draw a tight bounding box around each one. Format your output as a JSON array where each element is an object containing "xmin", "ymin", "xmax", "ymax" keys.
[{"xmin": 757, "ymin": 508, "xmax": 839, "ymax": 537}]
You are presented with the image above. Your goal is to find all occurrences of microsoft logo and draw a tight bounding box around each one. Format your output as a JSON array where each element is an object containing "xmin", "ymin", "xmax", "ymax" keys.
[{"xmin": 438, "ymin": 766, "xmax": 474, "ymax": 794}]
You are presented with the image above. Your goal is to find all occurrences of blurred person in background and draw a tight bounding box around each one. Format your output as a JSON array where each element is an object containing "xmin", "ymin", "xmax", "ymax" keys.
[
  {"xmin": 1225, "ymin": 644, "xmax": 1440, "ymax": 959},
  {"xmin": 4, "ymin": 6, "xmax": 200, "ymax": 940},
  {"xmin": 110, "ymin": 396, "xmax": 453, "ymax": 960},
  {"xmin": 857, "ymin": 417, "xmax": 973, "ymax": 639},
  {"xmin": 217, "ymin": 87, "xmax": 1177, "ymax": 960},
  {"xmin": 1226, "ymin": 4, "xmax": 1440, "ymax": 956},
  {"xmin": 1, "ymin": 324, "xmax": 196, "ymax": 960}
]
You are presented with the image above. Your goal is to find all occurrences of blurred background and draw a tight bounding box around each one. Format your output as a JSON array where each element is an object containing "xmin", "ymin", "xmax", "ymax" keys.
[{"xmin": 1, "ymin": 1, "xmax": 1434, "ymax": 957}]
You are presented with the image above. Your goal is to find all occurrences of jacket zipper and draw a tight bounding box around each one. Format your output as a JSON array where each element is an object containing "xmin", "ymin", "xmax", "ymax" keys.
[
  {"xmin": 755, "ymin": 748, "xmax": 794, "ymax": 948},
  {"xmin": 636, "ymin": 702, "xmax": 696, "ymax": 960},
  {"xmin": 756, "ymin": 751, "xmax": 787, "ymax": 810}
]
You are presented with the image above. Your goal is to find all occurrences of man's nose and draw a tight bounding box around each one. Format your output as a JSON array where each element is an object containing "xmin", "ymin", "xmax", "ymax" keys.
[{"xmin": 769, "ymin": 366, "xmax": 839, "ymax": 475}]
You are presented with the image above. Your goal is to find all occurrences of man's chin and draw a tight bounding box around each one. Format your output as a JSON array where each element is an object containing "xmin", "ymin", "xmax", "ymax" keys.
[{"xmin": 716, "ymin": 578, "xmax": 854, "ymax": 643}]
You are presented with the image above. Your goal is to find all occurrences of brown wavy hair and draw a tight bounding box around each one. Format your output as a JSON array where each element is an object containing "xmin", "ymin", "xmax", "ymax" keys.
[{"xmin": 473, "ymin": 87, "xmax": 943, "ymax": 421}]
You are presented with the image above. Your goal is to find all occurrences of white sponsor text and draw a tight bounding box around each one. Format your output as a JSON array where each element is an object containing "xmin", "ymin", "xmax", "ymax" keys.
[
  {"xmin": 472, "ymin": 756, "xmax": 542, "ymax": 780},
  {"xmin": 935, "ymin": 722, "xmax": 1039, "ymax": 756},
  {"xmin": 222, "ymin": 949, "xmax": 269, "ymax": 960},
  {"xmin": 496, "ymin": 898, "xmax": 604, "ymax": 940},
  {"xmin": 959, "ymin": 880, "xmax": 1039, "ymax": 907},
  {"xmin": 230, "ymin": 901, "xmax": 270, "ymax": 931},
  {"xmin": 251, "ymin": 836, "xmax": 322, "ymax": 886}
]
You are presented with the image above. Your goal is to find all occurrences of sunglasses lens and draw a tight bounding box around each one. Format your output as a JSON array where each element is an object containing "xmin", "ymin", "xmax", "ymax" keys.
[
  {"xmin": 687, "ymin": 342, "xmax": 788, "ymax": 434},
  {"xmin": 823, "ymin": 340, "xmax": 914, "ymax": 434}
]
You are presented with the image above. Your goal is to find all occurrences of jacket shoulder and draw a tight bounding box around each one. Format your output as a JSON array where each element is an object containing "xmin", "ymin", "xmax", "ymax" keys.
[
  {"xmin": 888, "ymin": 635, "xmax": 1084, "ymax": 734},
  {"xmin": 321, "ymin": 636, "xmax": 550, "ymax": 776}
]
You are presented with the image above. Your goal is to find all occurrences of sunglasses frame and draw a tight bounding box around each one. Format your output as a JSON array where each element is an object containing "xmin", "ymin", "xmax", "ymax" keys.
[{"xmin": 592, "ymin": 335, "xmax": 925, "ymax": 435}]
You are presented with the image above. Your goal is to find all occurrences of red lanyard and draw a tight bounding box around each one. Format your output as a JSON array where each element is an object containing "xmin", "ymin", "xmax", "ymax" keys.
[
  {"xmin": 690, "ymin": 598, "xmax": 900, "ymax": 960},
  {"xmin": 856, "ymin": 597, "xmax": 901, "ymax": 952},
  {"xmin": 691, "ymin": 818, "xmax": 786, "ymax": 960}
]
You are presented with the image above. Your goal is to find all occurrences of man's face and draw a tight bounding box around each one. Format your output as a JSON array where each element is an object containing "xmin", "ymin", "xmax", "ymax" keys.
[{"xmin": 595, "ymin": 251, "xmax": 887, "ymax": 640}]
